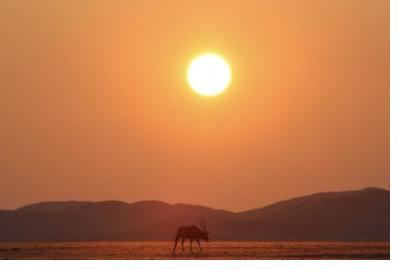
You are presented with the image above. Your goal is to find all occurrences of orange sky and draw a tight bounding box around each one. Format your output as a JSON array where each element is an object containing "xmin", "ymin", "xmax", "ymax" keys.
[{"xmin": 0, "ymin": 0, "xmax": 389, "ymax": 211}]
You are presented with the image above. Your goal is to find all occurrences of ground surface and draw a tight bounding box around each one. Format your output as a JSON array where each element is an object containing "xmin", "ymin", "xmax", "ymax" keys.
[{"xmin": 0, "ymin": 241, "xmax": 389, "ymax": 260}]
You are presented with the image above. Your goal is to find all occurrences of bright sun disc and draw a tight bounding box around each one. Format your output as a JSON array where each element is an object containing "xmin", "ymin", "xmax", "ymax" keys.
[{"xmin": 187, "ymin": 53, "xmax": 231, "ymax": 96}]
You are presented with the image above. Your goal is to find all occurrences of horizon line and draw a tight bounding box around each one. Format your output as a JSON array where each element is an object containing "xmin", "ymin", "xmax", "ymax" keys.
[{"xmin": 2, "ymin": 186, "xmax": 389, "ymax": 213}]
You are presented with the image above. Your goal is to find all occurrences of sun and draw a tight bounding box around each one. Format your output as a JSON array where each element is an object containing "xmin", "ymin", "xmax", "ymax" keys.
[{"xmin": 187, "ymin": 53, "xmax": 231, "ymax": 96}]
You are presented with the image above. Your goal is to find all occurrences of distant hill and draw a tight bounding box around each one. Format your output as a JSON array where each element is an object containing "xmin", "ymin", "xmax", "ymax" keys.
[{"xmin": 0, "ymin": 187, "xmax": 389, "ymax": 242}]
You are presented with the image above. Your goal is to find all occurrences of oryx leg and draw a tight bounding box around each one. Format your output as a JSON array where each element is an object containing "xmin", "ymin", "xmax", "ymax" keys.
[
  {"xmin": 181, "ymin": 238, "xmax": 185, "ymax": 251},
  {"xmin": 173, "ymin": 235, "xmax": 179, "ymax": 251},
  {"xmin": 197, "ymin": 239, "xmax": 202, "ymax": 251}
]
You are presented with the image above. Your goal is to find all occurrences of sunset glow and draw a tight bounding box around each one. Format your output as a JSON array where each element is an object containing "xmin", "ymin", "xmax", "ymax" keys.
[{"xmin": 0, "ymin": 0, "xmax": 389, "ymax": 212}]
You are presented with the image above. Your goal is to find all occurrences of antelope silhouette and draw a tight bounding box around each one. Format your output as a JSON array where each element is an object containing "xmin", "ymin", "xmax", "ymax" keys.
[{"xmin": 173, "ymin": 218, "xmax": 209, "ymax": 251}]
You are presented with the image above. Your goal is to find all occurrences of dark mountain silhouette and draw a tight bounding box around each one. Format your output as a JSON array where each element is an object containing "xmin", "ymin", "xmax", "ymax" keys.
[
  {"xmin": 16, "ymin": 201, "xmax": 93, "ymax": 213},
  {"xmin": 0, "ymin": 187, "xmax": 389, "ymax": 242}
]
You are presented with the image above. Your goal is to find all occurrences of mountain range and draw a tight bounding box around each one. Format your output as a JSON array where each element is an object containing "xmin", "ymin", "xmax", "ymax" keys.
[{"xmin": 0, "ymin": 187, "xmax": 389, "ymax": 242}]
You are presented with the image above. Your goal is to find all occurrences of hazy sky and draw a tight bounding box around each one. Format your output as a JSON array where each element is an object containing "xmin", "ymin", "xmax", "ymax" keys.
[{"xmin": 0, "ymin": 0, "xmax": 389, "ymax": 211}]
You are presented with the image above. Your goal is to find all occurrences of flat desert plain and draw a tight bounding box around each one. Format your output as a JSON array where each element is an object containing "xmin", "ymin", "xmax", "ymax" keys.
[{"xmin": 0, "ymin": 241, "xmax": 389, "ymax": 260}]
